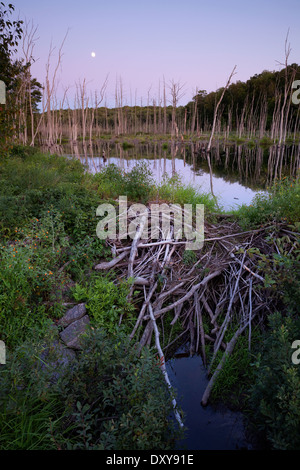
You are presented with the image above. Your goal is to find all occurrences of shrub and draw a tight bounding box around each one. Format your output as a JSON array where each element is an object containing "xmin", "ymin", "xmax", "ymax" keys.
[
  {"xmin": 0, "ymin": 216, "xmax": 68, "ymax": 347},
  {"xmin": 94, "ymin": 163, "xmax": 125, "ymax": 200},
  {"xmin": 95, "ymin": 162, "xmax": 155, "ymax": 204},
  {"xmin": 157, "ymin": 173, "xmax": 219, "ymax": 214},
  {"xmin": 249, "ymin": 312, "xmax": 300, "ymax": 450},
  {"xmin": 123, "ymin": 161, "xmax": 155, "ymax": 204},
  {"xmin": 72, "ymin": 275, "xmax": 136, "ymax": 333},
  {"xmin": 0, "ymin": 328, "xmax": 181, "ymax": 450},
  {"xmin": 236, "ymin": 177, "xmax": 300, "ymax": 229}
]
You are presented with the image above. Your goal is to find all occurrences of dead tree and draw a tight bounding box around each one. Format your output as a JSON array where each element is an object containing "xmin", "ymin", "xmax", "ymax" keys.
[
  {"xmin": 207, "ymin": 66, "xmax": 237, "ymax": 152},
  {"xmin": 168, "ymin": 79, "xmax": 185, "ymax": 138},
  {"xmin": 276, "ymin": 31, "xmax": 296, "ymax": 145},
  {"xmin": 22, "ymin": 19, "xmax": 39, "ymax": 146}
]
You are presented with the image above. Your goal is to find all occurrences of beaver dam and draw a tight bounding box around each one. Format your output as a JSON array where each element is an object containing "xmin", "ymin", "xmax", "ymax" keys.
[{"xmin": 92, "ymin": 202, "xmax": 298, "ymax": 435}]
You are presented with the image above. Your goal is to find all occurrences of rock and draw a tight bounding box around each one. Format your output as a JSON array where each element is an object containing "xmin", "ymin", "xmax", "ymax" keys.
[
  {"xmin": 39, "ymin": 339, "xmax": 77, "ymax": 383},
  {"xmin": 59, "ymin": 315, "xmax": 90, "ymax": 350},
  {"xmin": 57, "ymin": 303, "xmax": 87, "ymax": 328}
]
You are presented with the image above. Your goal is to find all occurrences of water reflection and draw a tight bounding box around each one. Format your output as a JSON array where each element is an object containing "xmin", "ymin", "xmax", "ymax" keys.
[
  {"xmin": 42, "ymin": 140, "xmax": 299, "ymax": 210},
  {"xmin": 166, "ymin": 350, "xmax": 250, "ymax": 450}
]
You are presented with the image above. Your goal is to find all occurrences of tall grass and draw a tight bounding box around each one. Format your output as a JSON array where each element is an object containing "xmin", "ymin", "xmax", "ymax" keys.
[
  {"xmin": 234, "ymin": 176, "xmax": 300, "ymax": 229},
  {"xmin": 156, "ymin": 173, "xmax": 219, "ymax": 214},
  {"xmin": 93, "ymin": 163, "xmax": 219, "ymax": 214}
]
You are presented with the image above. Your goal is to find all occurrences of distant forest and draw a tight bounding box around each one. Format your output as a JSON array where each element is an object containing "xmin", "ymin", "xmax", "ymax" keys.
[
  {"xmin": 2, "ymin": 48, "xmax": 300, "ymax": 147},
  {"xmin": 16, "ymin": 65, "xmax": 300, "ymax": 145},
  {"xmin": 1, "ymin": 2, "xmax": 300, "ymax": 148}
]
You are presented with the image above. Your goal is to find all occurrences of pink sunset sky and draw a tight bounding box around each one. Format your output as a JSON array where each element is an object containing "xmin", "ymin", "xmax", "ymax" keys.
[{"xmin": 10, "ymin": 0, "xmax": 300, "ymax": 108}]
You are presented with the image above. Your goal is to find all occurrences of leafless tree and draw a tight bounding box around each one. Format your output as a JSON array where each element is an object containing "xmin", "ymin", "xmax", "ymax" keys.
[
  {"xmin": 207, "ymin": 66, "xmax": 237, "ymax": 152},
  {"xmin": 168, "ymin": 79, "xmax": 185, "ymax": 137},
  {"xmin": 276, "ymin": 30, "xmax": 296, "ymax": 145}
]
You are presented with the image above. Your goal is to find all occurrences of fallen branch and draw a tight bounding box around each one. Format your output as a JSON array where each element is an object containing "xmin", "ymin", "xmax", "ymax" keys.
[
  {"xmin": 201, "ymin": 320, "xmax": 249, "ymax": 407},
  {"xmin": 148, "ymin": 303, "xmax": 184, "ymax": 427},
  {"xmin": 94, "ymin": 251, "xmax": 127, "ymax": 270}
]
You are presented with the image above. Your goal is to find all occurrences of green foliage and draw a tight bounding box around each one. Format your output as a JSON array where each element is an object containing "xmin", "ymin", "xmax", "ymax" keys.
[
  {"xmin": 63, "ymin": 235, "xmax": 110, "ymax": 283},
  {"xmin": 94, "ymin": 163, "xmax": 125, "ymax": 200},
  {"xmin": 0, "ymin": 214, "xmax": 70, "ymax": 347},
  {"xmin": 123, "ymin": 161, "xmax": 155, "ymax": 204},
  {"xmin": 246, "ymin": 235, "xmax": 300, "ymax": 315},
  {"xmin": 122, "ymin": 141, "xmax": 134, "ymax": 150},
  {"xmin": 72, "ymin": 275, "xmax": 136, "ymax": 333},
  {"xmin": 249, "ymin": 312, "xmax": 300, "ymax": 450},
  {"xmin": 95, "ymin": 161, "xmax": 155, "ymax": 204},
  {"xmin": 0, "ymin": 328, "xmax": 181, "ymax": 450},
  {"xmin": 182, "ymin": 250, "xmax": 197, "ymax": 266},
  {"xmin": 259, "ymin": 136, "xmax": 273, "ymax": 147},
  {"xmin": 0, "ymin": 387, "xmax": 65, "ymax": 450},
  {"xmin": 0, "ymin": 150, "xmax": 109, "ymax": 250},
  {"xmin": 0, "ymin": 4, "xmax": 42, "ymax": 150},
  {"xmin": 236, "ymin": 177, "xmax": 300, "ymax": 229},
  {"xmin": 210, "ymin": 333, "xmax": 255, "ymax": 406},
  {"xmin": 157, "ymin": 173, "xmax": 219, "ymax": 214}
]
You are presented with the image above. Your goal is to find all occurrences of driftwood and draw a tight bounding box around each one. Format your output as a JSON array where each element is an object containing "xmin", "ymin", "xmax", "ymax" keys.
[{"xmin": 93, "ymin": 206, "xmax": 292, "ymax": 410}]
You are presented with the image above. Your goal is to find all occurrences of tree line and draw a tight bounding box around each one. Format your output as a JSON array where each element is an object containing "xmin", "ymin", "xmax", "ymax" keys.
[{"xmin": 1, "ymin": 2, "xmax": 299, "ymax": 149}]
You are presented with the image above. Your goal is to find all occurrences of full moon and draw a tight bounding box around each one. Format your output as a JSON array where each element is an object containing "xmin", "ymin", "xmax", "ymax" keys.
[{"xmin": 91, "ymin": 52, "xmax": 96, "ymax": 58}]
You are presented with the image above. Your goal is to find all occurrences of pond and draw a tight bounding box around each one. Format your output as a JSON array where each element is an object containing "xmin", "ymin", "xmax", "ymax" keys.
[
  {"xmin": 166, "ymin": 345, "xmax": 252, "ymax": 450},
  {"xmin": 48, "ymin": 138, "xmax": 300, "ymax": 211}
]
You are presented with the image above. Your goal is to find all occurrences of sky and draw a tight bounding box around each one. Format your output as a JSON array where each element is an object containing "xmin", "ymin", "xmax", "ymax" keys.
[{"xmin": 9, "ymin": 0, "xmax": 300, "ymax": 108}]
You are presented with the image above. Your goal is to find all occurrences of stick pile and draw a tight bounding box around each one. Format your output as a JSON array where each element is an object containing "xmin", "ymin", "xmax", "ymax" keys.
[{"xmin": 94, "ymin": 208, "xmax": 293, "ymax": 412}]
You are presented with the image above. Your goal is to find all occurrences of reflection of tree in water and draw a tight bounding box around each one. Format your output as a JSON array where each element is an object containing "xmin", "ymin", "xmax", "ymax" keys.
[
  {"xmin": 190, "ymin": 142, "xmax": 299, "ymax": 190},
  {"xmin": 55, "ymin": 140, "xmax": 299, "ymax": 192}
]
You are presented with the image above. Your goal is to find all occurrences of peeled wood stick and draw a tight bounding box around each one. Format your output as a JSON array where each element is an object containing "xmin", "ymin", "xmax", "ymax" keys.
[
  {"xmin": 148, "ymin": 303, "xmax": 184, "ymax": 428},
  {"xmin": 128, "ymin": 213, "xmax": 147, "ymax": 279},
  {"xmin": 116, "ymin": 240, "xmax": 185, "ymax": 253},
  {"xmin": 201, "ymin": 293, "xmax": 217, "ymax": 328},
  {"xmin": 129, "ymin": 280, "xmax": 159, "ymax": 340},
  {"xmin": 129, "ymin": 241, "xmax": 172, "ymax": 340},
  {"xmin": 203, "ymin": 226, "xmax": 275, "ymax": 243},
  {"xmin": 133, "ymin": 277, "xmax": 150, "ymax": 286},
  {"xmin": 138, "ymin": 320, "xmax": 153, "ymax": 351},
  {"xmin": 189, "ymin": 317, "xmax": 195, "ymax": 356},
  {"xmin": 94, "ymin": 251, "xmax": 127, "ymax": 270},
  {"xmin": 153, "ymin": 269, "xmax": 222, "ymax": 317},
  {"xmin": 209, "ymin": 250, "xmax": 246, "ymax": 374},
  {"xmin": 228, "ymin": 251, "xmax": 264, "ymax": 282},
  {"xmin": 116, "ymin": 226, "xmax": 270, "ymax": 254},
  {"xmin": 201, "ymin": 321, "xmax": 249, "ymax": 407},
  {"xmin": 153, "ymin": 252, "xmax": 211, "ymax": 309},
  {"xmin": 170, "ymin": 304, "xmax": 184, "ymax": 326},
  {"xmin": 194, "ymin": 292, "xmax": 207, "ymax": 367},
  {"xmin": 248, "ymin": 278, "xmax": 253, "ymax": 352}
]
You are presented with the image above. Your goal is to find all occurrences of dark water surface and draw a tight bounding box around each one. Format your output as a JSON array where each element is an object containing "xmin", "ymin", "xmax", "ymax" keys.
[
  {"xmin": 51, "ymin": 139, "xmax": 300, "ymax": 211},
  {"xmin": 166, "ymin": 349, "xmax": 251, "ymax": 450}
]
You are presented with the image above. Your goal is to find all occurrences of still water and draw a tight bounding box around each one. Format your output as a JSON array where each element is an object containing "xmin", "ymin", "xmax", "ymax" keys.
[
  {"xmin": 52, "ymin": 138, "xmax": 299, "ymax": 211},
  {"xmin": 166, "ymin": 347, "xmax": 251, "ymax": 450}
]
